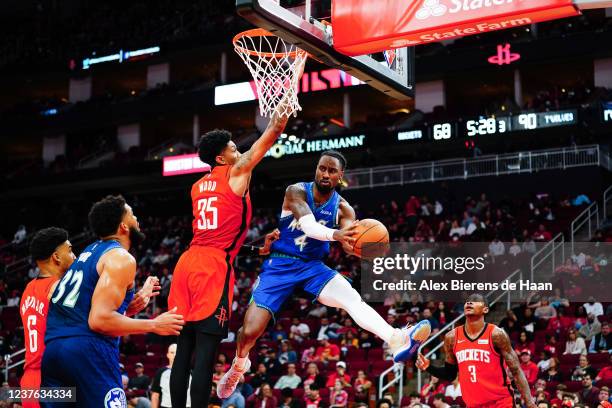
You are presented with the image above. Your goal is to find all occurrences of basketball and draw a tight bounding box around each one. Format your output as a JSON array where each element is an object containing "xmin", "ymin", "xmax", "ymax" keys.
[{"xmin": 352, "ymin": 219, "xmax": 389, "ymax": 258}]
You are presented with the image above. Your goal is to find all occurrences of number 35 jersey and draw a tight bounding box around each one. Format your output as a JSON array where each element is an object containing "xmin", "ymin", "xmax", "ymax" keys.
[
  {"xmin": 20, "ymin": 276, "xmax": 58, "ymax": 372},
  {"xmin": 45, "ymin": 240, "xmax": 134, "ymax": 346},
  {"xmin": 190, "ymin": 165, "xmax": 252, "ymax": 261},
  {"xmin": 453, "ymin": 323, "xmax": 513, "ymax": 407}
]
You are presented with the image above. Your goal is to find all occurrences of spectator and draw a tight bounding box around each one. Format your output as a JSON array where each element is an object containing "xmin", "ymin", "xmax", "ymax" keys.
[
  {"xmin": 353, "ymin": 370, "xmax": 372, "ymax": 403},
  {"xmin": 278, "ymin": 340, "xmax": 298, "ymax": 365},
  {"xmin": 301, "ymin": 346, "xmax": 317, "ymax": 366},
  {"xmin": 564, "ymin": 329, "xmax": 587, "ymax": 355},
  {"xmin": 6, "ymin": 290, "xmax": 20, "ymax": 307},
  {"xmin": 550, "ymin": 384, "xmax": 567, "ymax": 407},
  {"xmin": 290, "ymin": 317, "xmax": 311, "ymax": 342},
  {"xmin": 315, "ymin": 338, "xmax": 340, "ymax": 364},
  {"xmin": 213, "ymin": 362, "xmax": 227, "ymax": 384},
  {"xmin": 325, "ymin": 361, "xmax": 351, "ymax": 389},
  {"xmin": 218, "ymin": 353, "xmax": 231, "ymax": 372},
  {"xmin": 421, "ymin": 308, "xmax": 440, "ymax": 331},
  {"xmin": 520, "ymin": 350, "xmax": 539, "ymax": 385},
  {"xmin": 271, "ymin": 323, "xmax": 288, "ymax": 341},
  {"xmin": 336, "ymin": 319, "xmax": 358, "ymax": 338},
  {"xmin": 279, "ymin": 388, "xmax": 301, "ymax": 408},
  {"xmin": 127, "ymin": 391, "xmax": 152, "ymax": 408},
  {"xmin": 329, "ymin": 379, "xmax": 348, "ymax": 408},
  {"xmin": 223, "ymin": 385, "xmax": 247, "ymax": 408},
  {"xmin": 405, "ymin": 196, "xmax": 421, "ymax": 234},
  {"xmin": 597, "ymin": 387, "xmax": 610, "ymax": 407},
  {"xmin": 580, "ymin": 374, "xmax": 600, "ymax": 407},
  {"xmin": 508, "ymin": 238, "xmax": 522, "ymax": 256},
  {"xmin": 308, "ymin": 304, "xmax": 328, "ymax": 318},
  {"xmin": 250, "ymin": 364, "xmax": 271, "ymax": 389},
  {"xmin": 408, "ymin": 392, "xmax": 430, "ymax": 408},
  {"xmin": 431, "ymin": 393, "xmax": 450, "ymax": 408},
  {"xmin": 128, "ymin": 362, "xmax": 151, "ymax": 391},
  {"xmin": 377, "ymin": 399, "xmax": 393, "ymax": 408},
  {"xmin": 12, "ymin": 225, "xmax": 26, "ymax": 245},
  {"xmin": 488, "ymin": 236, "xmax": 505, "ymax": 258},
  {"xmin": 541, "ymin": 357, "xmax": 563, "ymax": 382},
  {"xmin": 247, "ymin": 383, "xmax": 277, "ymax": 408},
  {"xmin": 543, "ymin": 335, "xmax": 559, "ymax": 356},
  {"xmin": 151, "ymin": 343, "xmax": 192, "ymax": 408},
  {"xmin": 547, "ymin": 309, "xmax": 573, "ymax": 335},
  {"xmin": 533, "ymin": 224, "xmax": 552, "ymax": 241},
  {"xmin": 537, "ymin": 351, "xmax": 553, "ymax": 373},
  {"xmin": 274, "ymin": 364, "xmax": 302, "ymax": 390},
  {"xmin": 522, "ymin": 236, "xmax": 537, "ymax": 254},
  {"xmin": 579, "ymin": 314, "xmax": 602, "ymax": 343},
  {"xmin": 584, "ymin": 298, "xmax": 604, "ymax": 317},
  {"xmin": 515, "ymin": 331, "xmax": 536, "ymax": 356},
  {"xmin": 534, "ymin": 299, "xmax": 557, "ymax": 321},
  {"xmin": 589, "ymin": 322, "xmax": 612, "ymax": 353},
  {"xmin": 304, "ymin": 384, "xmax": 327, "ymax": 408},
  {"xmin": 210, "ymin": 383, "xmax": 223, "ymax": 408},
  {"xmin": 571, "ymin": 355, "xmax": 598, "ymax": 381},
  {"xmin": 420, "ymin": 376, "xmax": 444, "ymax": 400},
  {"xmin": 236, "ymin": 271, "xmax": 252, "ymax": 290},
  {"xmin": 316, "ymin": 317, "xmax": 339, "ymax": 340},
  {"xmin": 448, "ymin": 220, "xmax": 466, "ymax": 237},
  {"xmin": 595, "ymin": 354, "xmax": 612, "ymax": 383},
  {"xmin": 302, "ymin": 363, "xmax": 326, "ymax": 390},
  {"xmin": 444, "ymin": 378, "xmax": 461, "ymax": 399}
]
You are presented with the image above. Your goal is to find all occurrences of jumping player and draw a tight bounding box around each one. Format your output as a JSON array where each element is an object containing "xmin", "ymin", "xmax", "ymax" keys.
[
  {"xmin": 20, "ymin": 227, "xmax": 75, "ymax": 408},
  {"xmin": 217, "ymin": 150, "xmax": 431, "ymax": 398},
  {"xmin": 41, "ymin": 195, "xmax": 184, "ymax": 407},
  {"xmin": 168, "ymin": 77, "xmax": 308, "ymax": 407},
  {"xmin": 416, "ymin": 293, "xmax": 536, "ymax": 408}
]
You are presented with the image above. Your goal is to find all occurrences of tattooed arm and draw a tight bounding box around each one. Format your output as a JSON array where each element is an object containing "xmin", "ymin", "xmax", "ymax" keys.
[
  {"xmin": 492, "ymin": 326, "xmax": 537, "ymax": 408},
  {"xmin": 416, "ymin": 329, "xmax": 458, "ymax": 380}
]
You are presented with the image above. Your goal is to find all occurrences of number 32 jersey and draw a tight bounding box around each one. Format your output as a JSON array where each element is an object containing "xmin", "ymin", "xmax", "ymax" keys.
[
  {"xmin": 20, "ymin": 276, "xmax": 58, "ymax": 372},
  {"xmin": 190, "ymin": 165, "xmax": 252, "ymax": 261},
  {"xmin": 453, "ymin": 323, "xmax": 513, "ymax": 407}
]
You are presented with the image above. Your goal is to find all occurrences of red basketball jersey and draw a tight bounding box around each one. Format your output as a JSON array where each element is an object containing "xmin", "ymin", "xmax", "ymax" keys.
[
  {"xmin": 453, "ymin": 323, "xmax": 513, "ymax": 407},
  {"xmin": 190, "ymin": 165, "xmax": 252, "ymax": 260},
  {"xmin": 20, "ymin": 276, "xmax": 58, "ymax": 372}
]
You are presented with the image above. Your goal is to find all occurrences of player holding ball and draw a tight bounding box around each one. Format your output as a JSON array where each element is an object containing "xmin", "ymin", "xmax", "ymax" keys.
[{"xmin": 218, "ymin": 149, "xmax": 431, "ymax": 398}]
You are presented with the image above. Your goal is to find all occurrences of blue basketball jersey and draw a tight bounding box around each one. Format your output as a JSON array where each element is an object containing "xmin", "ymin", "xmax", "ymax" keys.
[
  {"xmin": 45, "ymin": 239, "xmax": 134, "ymax": 346},
  {"xmin": 270, "ymin": 182, "xmax": 340, "ymax": 260}
]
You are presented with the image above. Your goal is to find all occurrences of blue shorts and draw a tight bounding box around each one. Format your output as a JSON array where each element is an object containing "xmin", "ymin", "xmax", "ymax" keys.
[
  {"xmin": 252, "ymin": 255, "xmax": 338, "ymax": 316},
  {"xmin": 41, "ymin": 336, "xmax": 126, "ymax": 408}
]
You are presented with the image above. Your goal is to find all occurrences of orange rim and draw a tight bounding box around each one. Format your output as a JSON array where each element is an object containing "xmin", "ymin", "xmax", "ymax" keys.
[{"xmin": 233, "ymin": 28, "xmax": 307, "ymax": 59}]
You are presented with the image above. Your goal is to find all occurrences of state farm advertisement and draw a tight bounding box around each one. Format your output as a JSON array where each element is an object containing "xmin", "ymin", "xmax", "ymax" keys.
[{"xmin": 332, "ymin": 0, "xmax": 579, "ymax": 55}]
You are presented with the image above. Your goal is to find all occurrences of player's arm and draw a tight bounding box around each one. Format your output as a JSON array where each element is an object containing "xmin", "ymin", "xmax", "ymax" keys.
[
  {"xmin": 284, "ymin": 184, "xmax": 357, "ymax": 246},
  {"xmin": 492, "ymin": 327, "xmax": 536, "ymax": 408},
  {"xmin": 337, "ymin": 199, "xmax": 358, "ymax": 255},
  {"xmin": 239, "ymin": 229, "xmax": 280, "ymax": 256},
  {"xmin": 416, "ymin": 329, "xmax": 458, "ymax": 381},
  {"xmin": 89, "ymin": 249, "xmax": 184, "ymax": 337}
]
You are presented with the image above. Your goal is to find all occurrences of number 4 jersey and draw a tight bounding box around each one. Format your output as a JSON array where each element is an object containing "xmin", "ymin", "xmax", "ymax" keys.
[{"xmin": 453, "ymin": 323, "xmax": 513, "ymax": 407}]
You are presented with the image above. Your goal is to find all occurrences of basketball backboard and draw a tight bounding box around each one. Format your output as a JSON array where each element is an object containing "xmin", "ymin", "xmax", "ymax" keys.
[{"xmin": 235, "ymin": 0, "xmax": 415, "ymax": 100}]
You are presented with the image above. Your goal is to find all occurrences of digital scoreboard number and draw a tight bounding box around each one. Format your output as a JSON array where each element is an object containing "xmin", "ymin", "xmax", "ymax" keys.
[
  {"xmin": 430, "ymin": 122, "xmax": 456, "ymax": 141},
  {"xmin": 466, "ymin": 117, "xmax": 510, "ymax": 136}
]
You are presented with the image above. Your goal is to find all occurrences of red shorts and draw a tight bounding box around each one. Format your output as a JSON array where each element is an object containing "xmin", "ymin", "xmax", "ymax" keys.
[
  {"xmin": 168, "ymin": 246, "xmax": 234, "ymax": 324},
  {"xmin": 20, "ymin": 369, "xmax": 41, "ymax": 408},
  {"xmin": 468, "ymin": 396, "xmax": 514, "ymax": 408}
]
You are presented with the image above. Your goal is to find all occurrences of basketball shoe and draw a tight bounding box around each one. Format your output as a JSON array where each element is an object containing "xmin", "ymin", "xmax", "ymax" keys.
[
  {"xmin": 389, "ymin": 320, "xmax": 431, "ymax": 363},
  {"xmin": 217, "ymin": 357, "xmax": 251, "ymax": 398}
]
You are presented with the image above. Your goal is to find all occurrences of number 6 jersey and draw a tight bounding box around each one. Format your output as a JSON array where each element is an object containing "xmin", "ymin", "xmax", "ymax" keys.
[
  {"xmin": 453, "ymin": 323, "xmax": 513, "ymax": 407},
  {"xmin": 20, "ymin": 276, "xmax": 58, "ymax": 373}
]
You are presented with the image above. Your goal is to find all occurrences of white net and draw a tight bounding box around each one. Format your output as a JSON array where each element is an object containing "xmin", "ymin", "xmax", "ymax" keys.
[{"xmin": 233, "ymin": 29, "xmax": 307, "ymax": 118}]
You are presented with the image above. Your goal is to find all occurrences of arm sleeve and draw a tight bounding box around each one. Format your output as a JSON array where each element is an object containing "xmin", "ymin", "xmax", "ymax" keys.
[
  {"xmin": 425, "ymin": 362, "xmax": 459, "ymax": 381},
  {"xmin": 299, "ymin": 214, "xmax": 337, "ymax": 241},
  {"xmin": 238, "ymin": 245, "xmax": 261, "ymax": 257}
]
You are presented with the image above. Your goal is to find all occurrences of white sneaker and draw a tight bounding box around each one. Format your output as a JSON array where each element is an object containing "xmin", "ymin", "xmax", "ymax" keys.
[
  {"xmin": 391, "ymin": 320, "xmax": 431, "ymax": 363},
  {"xmin": 217, "ymin": 358, "xmax": 251, "ymax": 399}
]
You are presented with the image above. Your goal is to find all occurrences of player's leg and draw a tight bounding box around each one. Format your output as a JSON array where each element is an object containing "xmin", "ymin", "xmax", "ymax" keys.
[
  {"xmin": 311, "ymin": 267, "xmax": 431, "ymax": 362},
  {"xmin": 170, "ymin": 323, "xmax": 196, "ymax": 408},
  {"xmin": 190, "ymin": 332, "xmax": 223, "ymax": 407},
  {"xmin": 218, "ymin": 257, "xmax": 297, "ymax": 398},
  {"xmin": 40, "ymin": 340, "xmax": 74, "ymax": 408}
]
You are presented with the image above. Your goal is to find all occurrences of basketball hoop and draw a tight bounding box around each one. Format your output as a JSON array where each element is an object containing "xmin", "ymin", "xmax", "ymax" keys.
[{"xmin": 233, "ymin": 28, "xmax": 307, "ymax": 118}]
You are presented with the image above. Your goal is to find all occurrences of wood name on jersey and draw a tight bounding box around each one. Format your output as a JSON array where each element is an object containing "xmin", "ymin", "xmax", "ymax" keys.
[
  {"xmin": 199, "ymin": 180, "xmax": 217, "ymax": 192},
  {"xmin": 21, "ymin": 295, "xmax": 46, "ymax": 317},
  {"xmin": 456, "ymin": 348, "xmax": 491, "ymax": 364}
]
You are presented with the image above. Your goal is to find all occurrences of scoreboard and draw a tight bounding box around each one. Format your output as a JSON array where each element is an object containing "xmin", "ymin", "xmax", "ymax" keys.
[{"xmin": 398, "ymin": 108, "xmax": 580, "ymax": 142}]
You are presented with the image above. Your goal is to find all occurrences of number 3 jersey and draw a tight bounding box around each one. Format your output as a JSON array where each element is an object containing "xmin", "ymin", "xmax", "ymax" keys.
[
  {"xmin": 190, "ymin": 165, "xmax": 252, "ymax": 261},
  {"xmin": 20, "ymin": 276, "xmax": 58, "ymax": 372},
  {"xmin": 271, "ymin": 182, "xmax": 340, "ymax": 260},
  {"xmin": 453, "ymin": 323, "xmax": 513, "ymax": 407},
  {"xmin": 45, "ymin": 240, "xmax": 134, "ymax": 346}
]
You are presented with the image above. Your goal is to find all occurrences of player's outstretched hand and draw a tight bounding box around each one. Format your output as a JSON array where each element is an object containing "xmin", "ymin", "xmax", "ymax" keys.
[
  {"xmin": 415, "ymin": 353, "xmax": 430, "ymax": 371},
  {"xmin": 141, "ymin": 276, "xmax": 161, "ymax": 301},
  {"xmin": 261, "ymin": 229, "xmax": 280, "ymax": 255},
  {"xmin": 333, "ymin": 220, "xmax": 360, "ymax": 247},
  {"xmin": 152, "ymin": 307, "xmax": 185, "ymax": 336}
]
